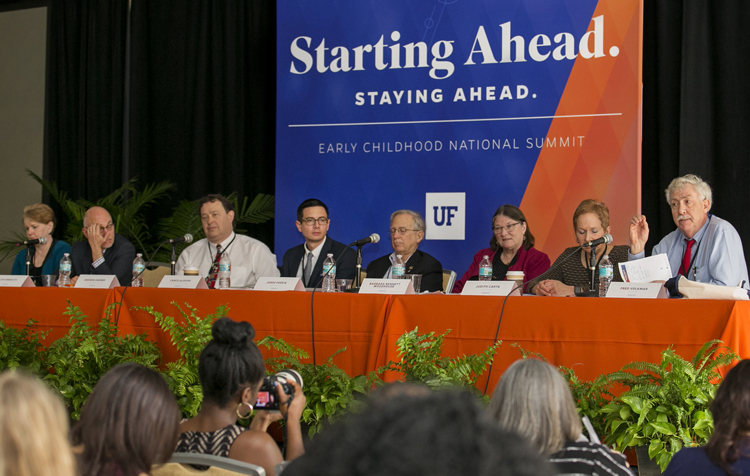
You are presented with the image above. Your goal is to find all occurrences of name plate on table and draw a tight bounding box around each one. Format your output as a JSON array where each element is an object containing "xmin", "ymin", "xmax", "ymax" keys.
[
  {"xmin": 605, "ymin": 282, "xmax": 667, "ymax": 299},
  {"xmin": 158, "ymin": 276, "xmax": 208, "ymax": 289},
  {"xmin": 0, "ymin": 275, "xmax": 35, "ymax": 287},
  {"xmin": 254, "ymin": 277, "xmax": 306, "ymax": 291},
  {"xmin": 461, "ymin": 281, "xmax": 520, "ymax": 296},
  {"xmin": 359, "ymin": 278, "xmax": 415, "ymax": 295},
  {"xmin": 75, "ymin": 275, "xmax": 120, "ymax": 289}
]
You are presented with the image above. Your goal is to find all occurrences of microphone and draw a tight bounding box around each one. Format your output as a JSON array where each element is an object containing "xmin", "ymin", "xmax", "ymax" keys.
[
  {"xmin": 167, "ymin": 234, "xmax": 193, "ymax": 244},
  {"xmin": 582, "ymin": 234, "xmax": 613, "ymax": 248},
  {"xmin": 349, "ymin": 233, "xmax": 380, "ymax": 247},
  {"xmin": 17, "ymin": 236, "xmax": 47, "ymax": 246}
]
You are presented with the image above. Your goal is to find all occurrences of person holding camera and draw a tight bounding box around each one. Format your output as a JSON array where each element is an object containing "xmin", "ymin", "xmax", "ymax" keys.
[{"xmin": 176, "ymin": 317, "xmax": 306, "ymax": 476}]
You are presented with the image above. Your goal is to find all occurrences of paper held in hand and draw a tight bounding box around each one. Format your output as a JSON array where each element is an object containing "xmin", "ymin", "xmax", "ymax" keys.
[{"xmin": 618, "ymin": 254, "xmax": 672, "ymax": 283}]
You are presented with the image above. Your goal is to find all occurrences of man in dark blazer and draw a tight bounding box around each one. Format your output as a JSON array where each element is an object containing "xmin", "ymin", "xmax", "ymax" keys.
[
  {"xmin": 365, "ymin": 210, "xmax": 444, "ymax": 292},
  {"xmin": 281, "ymin": 199, "xmax": 356, "ymax": 288},
  {"xmin": 70, "ymin": 206, "xmax": 136, "ymax": 286}
]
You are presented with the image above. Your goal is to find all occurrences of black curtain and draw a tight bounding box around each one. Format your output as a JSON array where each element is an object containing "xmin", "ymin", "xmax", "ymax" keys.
[
  {"xmin": 642, "ymin": 1, "xmax": 750, "ymax": 267},
  {"xmin": 127, "ymin": 0, "xmax": 276, "ymax": 247},
  {"xmin": 44, "ymin": 0, "xmax": 128, "ymax": 220}
]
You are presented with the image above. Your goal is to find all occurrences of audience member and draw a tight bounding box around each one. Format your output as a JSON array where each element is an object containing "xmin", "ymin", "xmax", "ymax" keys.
[
  {"xmin": 72, "ymin": 363, "xmax": 180, "ymax": 476},
  {"xmin": 176, "ymin": 194, "xmax": 279, "ymax": 288},
  {"xmin": 176, "ymin": 318, "xmax": 305, "ymax": 476},
  {"xmin": 487, "ymin": 359, "xmax": 632, "ymax": 475},
  {"xmin": 0, "ymin": 370, "xmax": 76, "ymax": 476},
  {"xmin": 663, "ymin": 359, "xmax": 750, "ymax": 475},
  {"xmin": 11, "ymin": 203, "xmax": 71, "ymax": 285}
]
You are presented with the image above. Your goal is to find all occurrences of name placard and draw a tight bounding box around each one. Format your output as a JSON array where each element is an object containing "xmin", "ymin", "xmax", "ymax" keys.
[
  {"xmin": 605, "ymin": 282, "xmax": 667, "ymax": 299},
  {"xmin": 359, "ymin": 278, "xmax": 415, "ymax": 295},
  {"xmin": 158, "ymin": 276, "xmax": 209, "ymax": 289},
  {"xmin": 254, "ymin": 277, "xmax": 306, "ymax": 291},
  {"xmin": 0, "ymin": 275, "xmax": 35, "ymax": 287},
  {"xmin": 75, "ymin": 275, "xmax": 120, "ymax": 289},
  {"xmin": 461, "ymin": 281, "xmax": 520, "ymax": 296}
]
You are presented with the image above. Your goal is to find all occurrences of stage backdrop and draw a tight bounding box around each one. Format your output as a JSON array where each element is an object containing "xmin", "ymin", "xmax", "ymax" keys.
[{"xmin": 276, "ymin": 0, "xmax": 642, "ymax": 278}]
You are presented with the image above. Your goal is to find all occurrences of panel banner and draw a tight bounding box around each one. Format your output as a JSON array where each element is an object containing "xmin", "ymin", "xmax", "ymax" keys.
[{"xmin": 276, "ymin": 0, "xmax": 642, "ymax": 277}]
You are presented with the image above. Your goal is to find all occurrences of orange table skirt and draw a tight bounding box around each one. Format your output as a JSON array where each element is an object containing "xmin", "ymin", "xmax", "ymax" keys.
[{"xmin": 2, "ymin": 288, "xmax": 748, "ymax": 390}]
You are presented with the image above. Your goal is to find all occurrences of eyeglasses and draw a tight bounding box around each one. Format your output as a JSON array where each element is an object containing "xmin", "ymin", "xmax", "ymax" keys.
[
  {"xmin": 389, "ymin": 227, "xmax": 418, "ymax": 236},
  {"xmin": 492, "ymin": 222, "xmax": 521, "ymax": 233},
  {"xmin": 300, "ymin": 217, "xmax": 329, "ymax": 226},
  {"xmin": 92, "ymin": 223, "xmax": 115, "ymax": 236}
]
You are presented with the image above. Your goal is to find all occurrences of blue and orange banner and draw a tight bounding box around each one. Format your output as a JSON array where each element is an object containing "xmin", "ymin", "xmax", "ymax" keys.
[{"xmin": 276, "ymin": 0, "xmax": 642, "ymax": 274}]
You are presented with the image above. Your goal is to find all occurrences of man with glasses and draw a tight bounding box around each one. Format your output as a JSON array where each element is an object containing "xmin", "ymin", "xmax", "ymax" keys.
[
  {"xmin": 176, "ymin": 194, "xmax": 279, "ymax": 288},
  {"xmin": 70, "ymin": 206, "xmax": 136, "ymax": 286},
  {"xmin": 365, "ymin": 210, "xmax": 443, "ymax": 292},
  {"xmin": 281, "ymin": 198, "xmax": 356, "ymax": 287}
]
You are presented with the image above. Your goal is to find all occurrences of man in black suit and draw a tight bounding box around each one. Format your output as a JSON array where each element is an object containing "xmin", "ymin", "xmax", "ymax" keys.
[
  {"xmin": 281, "ymin": 199, "xmax": 356, "ymax": 288},
  {"xmin": 70, "ymin": 206, "xmax": 136, "ymax": 286},
  {"xmin": 365, "ymin": 210, "xmax": 443, "ymax": 292}
]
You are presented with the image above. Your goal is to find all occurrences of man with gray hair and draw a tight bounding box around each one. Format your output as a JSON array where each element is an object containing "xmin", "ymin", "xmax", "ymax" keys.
[
  {"xmin": 629, "ymin": 174, "xmax": 748, "ymax": 287},
  {"xmin": 365, "ymin": 210, "xmax": 444, "ymax": 292}
]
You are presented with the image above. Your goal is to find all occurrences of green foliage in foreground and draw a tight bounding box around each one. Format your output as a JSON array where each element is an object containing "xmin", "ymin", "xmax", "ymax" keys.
[{"xmin": 0, "ymin": 319, "xmax": 49, "ymax": 376}]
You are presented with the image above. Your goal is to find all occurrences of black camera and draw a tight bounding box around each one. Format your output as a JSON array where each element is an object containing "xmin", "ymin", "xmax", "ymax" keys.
[{"xmin": 254, "ymin": 369, "xmax": 303, "ymax": 411}]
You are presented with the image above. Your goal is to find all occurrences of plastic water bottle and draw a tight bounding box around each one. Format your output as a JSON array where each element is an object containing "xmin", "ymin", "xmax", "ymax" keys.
[
  {"xmin": 478, "ymin": 255, "xmax": 492, "ymax": 281},
  {"xmin": 321, "ymin": 253, "xmax": 336, "ymax": 292},
  {"xmin": 131, "ymin": 253, "xmax": 145, "ymax": 287},
  {"xmin": 218, "ymin": 252, "xmax": 231, "ymax": 289},
  {"xmin": 598, "ymin": 254, "xmax": 613, "ymax": 297},
  {"xmin": 58, "ymin": 253, "xmax": 72, "ymax": 287},
  {"xmin": 392, "ymin": 254, "xmax": 405, "ymax": 279}
]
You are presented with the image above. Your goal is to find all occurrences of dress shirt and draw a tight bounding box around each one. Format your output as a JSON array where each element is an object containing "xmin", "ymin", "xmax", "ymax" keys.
[
  {"xmin": 628, "ymin": 214, "xmax": 749, "ymax": 288},
  {"xmin": 295, "ymin": 236, "xmax": 327, "ymax": 278},
  {"xmin": 175, "ymin": 232, "xmax": 280, "ymax": 288}
]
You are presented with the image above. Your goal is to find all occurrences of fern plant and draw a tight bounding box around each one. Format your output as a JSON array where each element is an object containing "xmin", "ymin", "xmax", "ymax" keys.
[
  {"xmin": 0, "ymin": 319, "xmax": 50, "ymax": 376},
  {"xmin": 44, "ymin": 303, "xmax": 161, "ymax": 419},
  {"xmin": 601, "ymin": 340, "xmax": 739, "ymax": 471}
]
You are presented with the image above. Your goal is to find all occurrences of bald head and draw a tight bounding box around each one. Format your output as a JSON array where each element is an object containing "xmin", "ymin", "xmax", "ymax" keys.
[
  {"xmin": 83, "ymin": 206, "xmax": 112, "ymax": 228},
  {"xmin": 82, "ymin": 206, "xmax": 115, "ymax": 249}
]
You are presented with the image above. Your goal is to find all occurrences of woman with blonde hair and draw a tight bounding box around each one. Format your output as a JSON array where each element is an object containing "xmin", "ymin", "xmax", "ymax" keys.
[
  {"xmin": 11, "ymin": 203, "xmax": 71, "ymax": 285},
  {"xmin": 0, "ymin": 370, "xmax": 77, "ymax": 476}
]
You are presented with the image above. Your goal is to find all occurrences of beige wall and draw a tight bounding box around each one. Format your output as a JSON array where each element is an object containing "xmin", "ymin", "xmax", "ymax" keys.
[{"xmin": 0, "ymin": 7, "xmax": 47, "ymax": 274}]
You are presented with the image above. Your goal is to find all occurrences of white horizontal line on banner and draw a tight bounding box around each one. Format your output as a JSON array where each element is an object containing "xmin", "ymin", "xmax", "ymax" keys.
[{"xmin": 287, "ymin": 112, "xmax": 622, "ymax": 128}]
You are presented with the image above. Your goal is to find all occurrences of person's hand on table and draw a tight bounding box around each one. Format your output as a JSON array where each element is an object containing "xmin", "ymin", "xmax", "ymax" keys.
[{"xmin": 535, "ymin": 279, "xmax": 575, "ymax": 297}]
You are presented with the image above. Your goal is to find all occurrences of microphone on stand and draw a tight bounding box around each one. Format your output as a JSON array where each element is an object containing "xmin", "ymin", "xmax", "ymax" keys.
[
  {"xmin": 582, "ymin": 234, "xmax": 613, "ymax": 248},
  {"xmin": 349, "ymin": 233, "xmax": 380, "ymax": 247},
  {"xmin": 16, "ymin": 237, "xmax": 47, "ymax": 246},
  {"xmin": 167, "ymin": 234, "xmax": 193, "ymax": 244}
]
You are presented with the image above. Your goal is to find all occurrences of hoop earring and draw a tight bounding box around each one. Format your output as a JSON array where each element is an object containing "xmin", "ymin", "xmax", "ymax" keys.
[{"xmin": 236, "ymin": 401, "xmax": 253, "ymax": 419}]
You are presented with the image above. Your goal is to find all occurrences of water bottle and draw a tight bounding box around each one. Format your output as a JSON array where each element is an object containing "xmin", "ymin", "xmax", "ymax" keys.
[
  {"xmin": 478, "ymin": 255, "xmax": 492, "ymax": 281},
  {"xmin": 321, "ymin": 253, "xmax": 336, "ymax": 292},
  {"xmin": 218, "ymin": 252, "xmax": 231, "ymax": 289},
  {"xmin": 131, "ymin": 253, "xmax": 145, "ymax": 287},
  {"xmin": 392, "ymin": 254, "xmax": 405, "ymax": 279},
  {"xmin": 58, "ymin": 253, "xmax": 72, "ymax": 287},
  {"xmin": 598, "ymin": 254, "xmax": 613, "ymax": 297}
]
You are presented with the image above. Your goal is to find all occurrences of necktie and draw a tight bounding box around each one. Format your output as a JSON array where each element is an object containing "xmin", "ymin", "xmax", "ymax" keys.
[
  {"xmin": 303, "ymin": 251, "xmax": 314, "ymax": 286},
  {"xmin": 680, "ymin": 239, "xmax": 696, "ymax": 277},
  {"xmin": 207, "ymin": 244, "xmax": 222, "ymax": 289}
]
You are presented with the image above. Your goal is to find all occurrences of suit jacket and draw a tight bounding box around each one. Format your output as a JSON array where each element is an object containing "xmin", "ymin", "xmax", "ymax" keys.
[
  {"xmin": 281, "ymin": 236, "xmax": 356, "ymax": 287},
  {"xmin": 70, "ymin": 233, "xmax": 136, "ymax": 286},
  {"xmin": 365, "ymin": 249, "xmax": 444, "ymax": 292}
]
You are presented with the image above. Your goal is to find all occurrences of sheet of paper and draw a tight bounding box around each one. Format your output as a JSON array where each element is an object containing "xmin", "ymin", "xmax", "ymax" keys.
[{"xmin": 618, "ymin": 253, "xmax": 672, "ymax": 283}]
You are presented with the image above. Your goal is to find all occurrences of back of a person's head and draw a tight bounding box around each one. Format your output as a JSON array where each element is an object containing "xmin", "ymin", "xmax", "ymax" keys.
[
  {"xmin": 486, "ymin": 358, "xmax": 582, "ymax": 455},
  {"xmin": 72, "ymin": 363, "xmax": 180, "ymax": 476},
  {"xmin": 0, "ymin": 370, "xmax": 76, "ymax": 476},
  {"xmin": 199, "ymin": 317, "xmax": 266, "ymax": 407},
  {"xmin": 284, "ymin": 387, "xmax": 553, "ymax": 476},
  {"xmin": 705, "ymin": 359, "xmax": 750, "ymax": 472}
]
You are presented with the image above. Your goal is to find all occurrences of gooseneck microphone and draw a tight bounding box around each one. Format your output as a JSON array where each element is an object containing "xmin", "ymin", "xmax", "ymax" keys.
[
  {"xmin": 349, "ymin": 233, "xmax": 380, "ymax": 247},
  {"xmin": 17, "ymin": 237, "xmax": 47, "ymax": 246},
  {"xmin": 168, "ymin": 234, "xmax": 193, "ymax": 244},
  {"xmin": 582, "ymin": 233, "xmax": 613, "ymax": 248}
]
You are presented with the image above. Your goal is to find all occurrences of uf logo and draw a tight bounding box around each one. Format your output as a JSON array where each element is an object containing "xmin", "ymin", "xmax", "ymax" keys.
[{"xmin": 434, "ymin": 206, "xmax": 458, "ymax": 226}]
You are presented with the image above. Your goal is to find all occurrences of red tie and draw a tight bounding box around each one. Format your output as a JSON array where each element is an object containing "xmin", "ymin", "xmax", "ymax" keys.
[
  {"xmin": 207, "ymin": 245, "xmax": 222, "ymax": 289},
  {"xmin": 680, "ymin": 239, "xmax": 695, "ymax": 276}
]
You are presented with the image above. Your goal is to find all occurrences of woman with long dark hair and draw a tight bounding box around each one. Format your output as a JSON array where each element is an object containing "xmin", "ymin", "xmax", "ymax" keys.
[{"xmin": 664, "ymin": 360, "xmax": 750, "ymax": 475}]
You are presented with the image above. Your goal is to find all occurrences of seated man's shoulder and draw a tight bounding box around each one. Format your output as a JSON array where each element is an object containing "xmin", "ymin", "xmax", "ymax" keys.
[{"xmin": 418, "ymin": 249, "xmax": 443, "ymax": 269}]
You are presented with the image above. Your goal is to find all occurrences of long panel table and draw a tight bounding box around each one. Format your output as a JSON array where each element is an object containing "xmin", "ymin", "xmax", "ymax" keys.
[{"xmin": 2, "ymin": 288, "xmax": 748, "ymax": 391}]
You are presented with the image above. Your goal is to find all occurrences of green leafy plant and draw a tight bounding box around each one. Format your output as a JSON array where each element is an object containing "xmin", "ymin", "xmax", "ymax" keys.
[
  {"xmin": 376, "ymin": 327, "xmax": 501, "ymax": 396},
  {"xmin": 0, "ymin": 319, "xmax": 50, "ymax": 376},
  {"xmin": 44, "ymin": 303, "xmax": 161, "ymax": 419},
  {"xmin": 601, "ymin": 341, "xmax": 738, "ymax": 471},
  {"xmin": 137, "ymin": 303, "xmax": 226, "ymax": 418},
  {"xmin": 259, "ymin": 336, "xmax": 368, "ymax": 438}
]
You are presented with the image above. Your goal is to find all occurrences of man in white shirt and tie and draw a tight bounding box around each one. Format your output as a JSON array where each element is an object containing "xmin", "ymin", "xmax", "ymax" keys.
[{"xmin": 176, "ymin": 194, "xmax": 279, "ymax": 288}]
